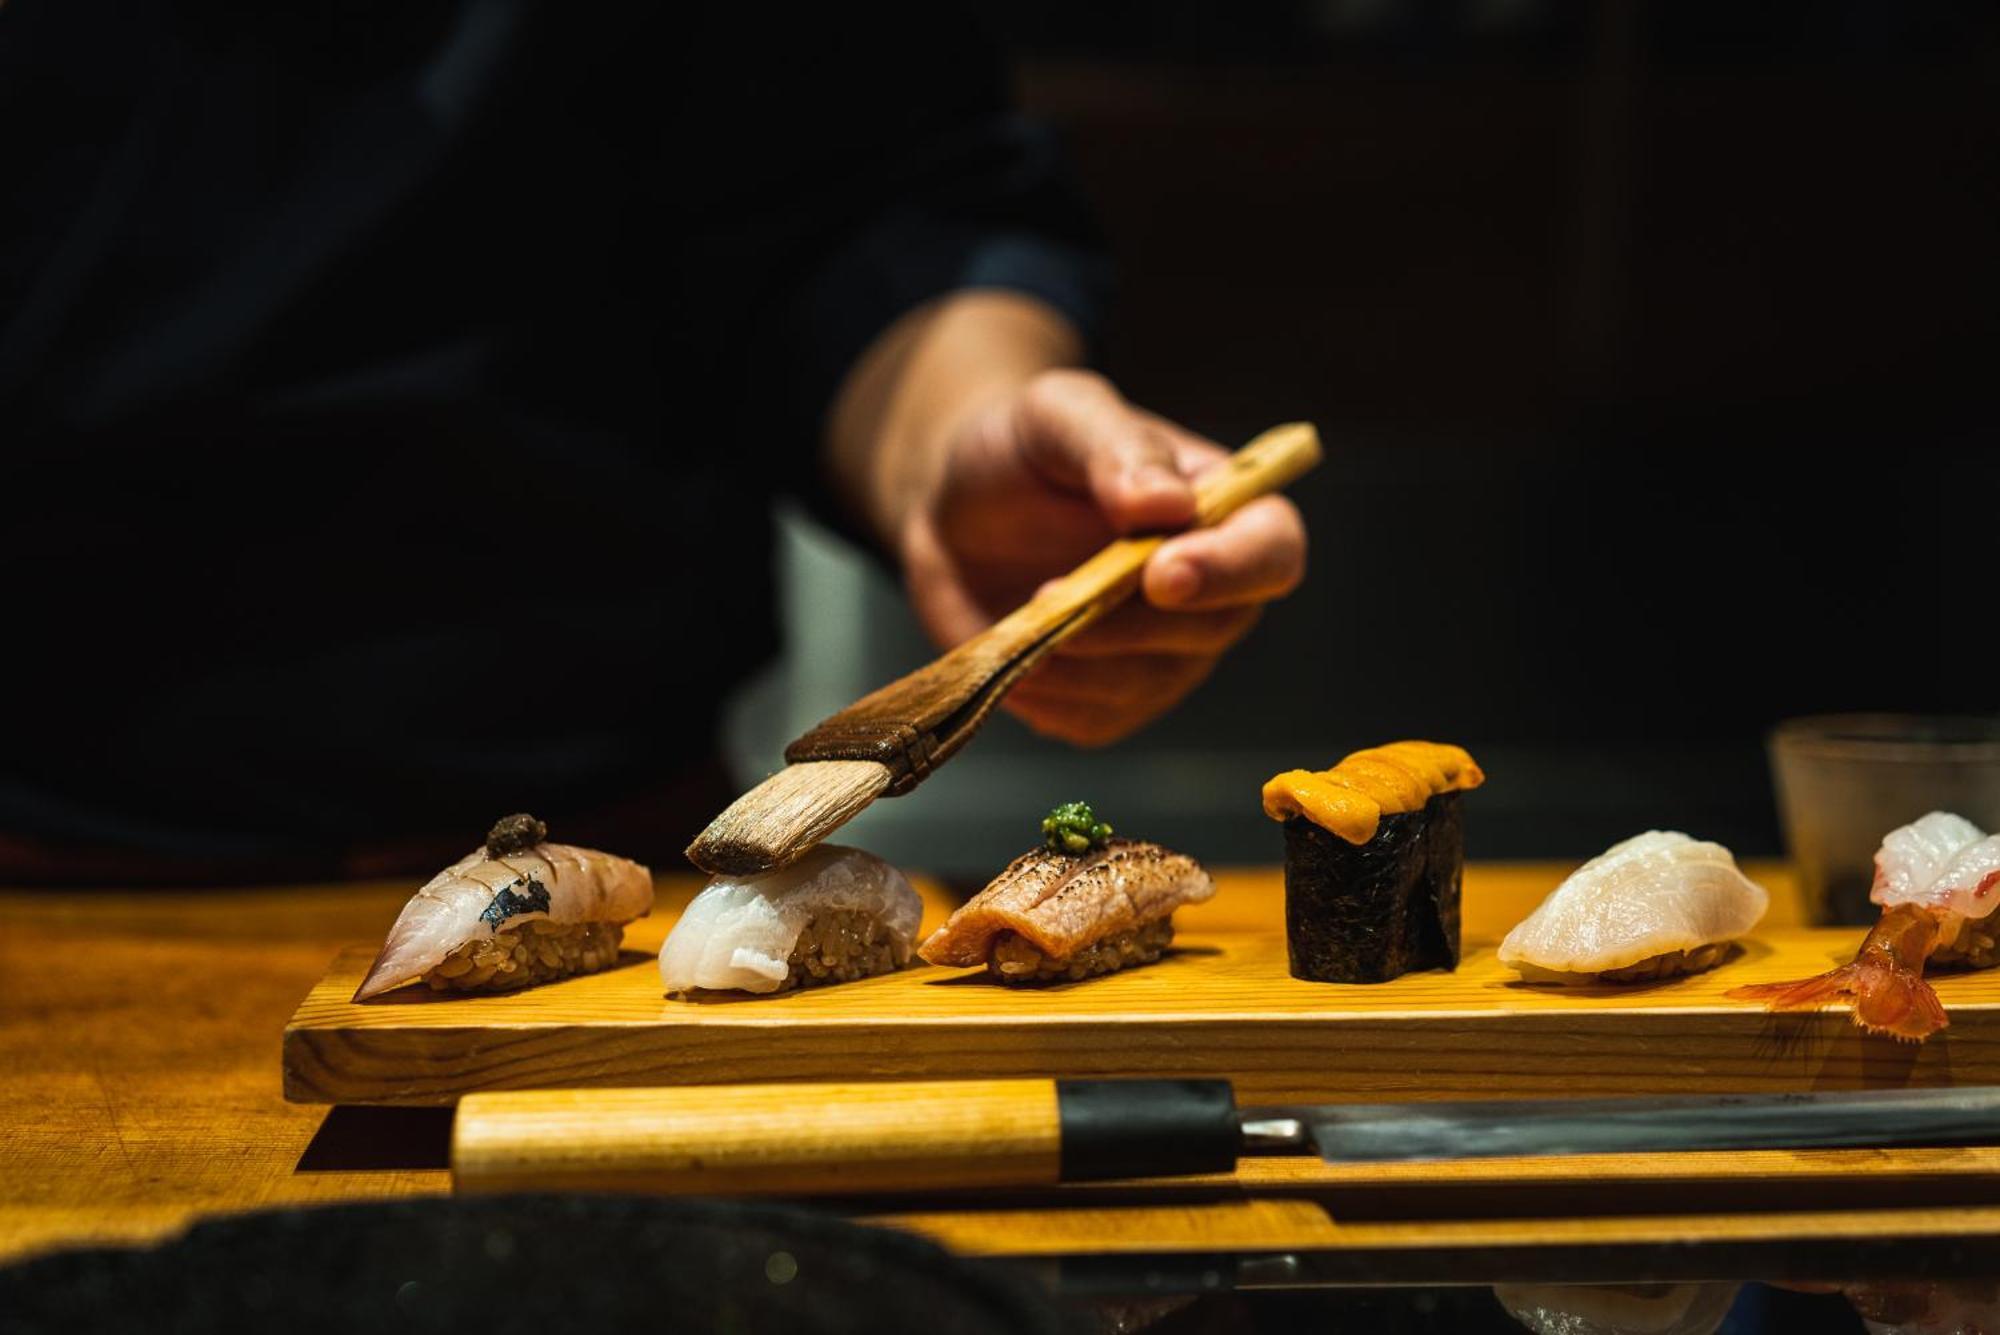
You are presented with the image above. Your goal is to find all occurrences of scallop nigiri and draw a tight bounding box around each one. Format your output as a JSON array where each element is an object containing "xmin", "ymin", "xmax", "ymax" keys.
[
  {"xmin": 1498, "ymin": 831, "xmax": 1769, "ymax": 984},
  {"xmin": 1730, "ymin": 811, "xmax": 2000, "ymax": 1042},
  {"xmin": 659, "ymin": 844, "xmax": 921, "ymax": 996},
  {"xmin": 352, "ymin": 814, "xmax": 653, "ymax": 1001}
]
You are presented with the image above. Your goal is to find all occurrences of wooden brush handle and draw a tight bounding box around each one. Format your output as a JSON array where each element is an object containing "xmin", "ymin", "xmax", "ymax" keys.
[
  {"xmin": 785, "ymin": 422, "xmax": 1323, "ymax": 793},
  {"xmin": 452, "ymin": 1079, "xmax": 1239, "ymax": 1198}
]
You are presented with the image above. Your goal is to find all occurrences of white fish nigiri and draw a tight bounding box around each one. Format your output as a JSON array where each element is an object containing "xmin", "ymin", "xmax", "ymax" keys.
[
  {"xmin": 353, "ymin": 815, "xmax": 653, "ymax": 1001},
  {"xmin": 1499, "ymin": 831, "xmax": 1769, "ymax": 983},
  {"xmin": 660, "ymin": 844, "xmax": 921, "ymax": 996}
]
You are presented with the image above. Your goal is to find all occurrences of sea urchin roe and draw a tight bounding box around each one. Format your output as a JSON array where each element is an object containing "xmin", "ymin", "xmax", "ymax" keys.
[
  {"xmin": 485, "ymin": 812, "xmax": 548, "ymax": 857},
  {"xmin": 1262, "ymin": 741, "xmax": 1483, "ymax": 845},
  {"xmin": 1042, "ymin": 801, "xmax": 1113, "ymax": 855}
]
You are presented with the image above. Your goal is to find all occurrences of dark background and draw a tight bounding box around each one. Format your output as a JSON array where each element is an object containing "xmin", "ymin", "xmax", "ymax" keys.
[{"xmin": 732, "ymin": 0, "xmax": 1999, "ymax": 873}]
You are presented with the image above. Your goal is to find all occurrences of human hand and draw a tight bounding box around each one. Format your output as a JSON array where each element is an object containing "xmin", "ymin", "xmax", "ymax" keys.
[{"xmin": 898, "ymin": 369, "xmax": 1307, "ymax": 746}]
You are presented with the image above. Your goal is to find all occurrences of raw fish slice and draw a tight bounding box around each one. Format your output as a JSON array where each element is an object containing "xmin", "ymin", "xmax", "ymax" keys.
[
  {"xmin": 659, "ymin": 844, "xmax": 921, "ymax": 995},
  {"xmin": 918, "ymin": 838, "xmax": 1213, "ymax": 974},
  {"xmin": 1497, "ymin": 831, "xmax": 1768, "ymax": 981},
  {"xmin": 1898, "ymin": 834, "xmax": 2000, "ymax": 920},
  {"xmin": 1872, "ymin": 811, "xmax": 1985, "ymax": 906},
  {"xmin": 354, "ymin": 836, "xmax": 653, "ymax": 1001}
]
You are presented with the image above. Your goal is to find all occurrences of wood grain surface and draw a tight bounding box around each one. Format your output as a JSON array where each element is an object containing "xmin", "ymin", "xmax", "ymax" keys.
[
  {"xmin": 13, "ymin": 864, "xmax": 2000, "ymax": 1273},
  {"xmin": 283, "ymin": 861, "xmax": 2000, "ymax": 1107}
]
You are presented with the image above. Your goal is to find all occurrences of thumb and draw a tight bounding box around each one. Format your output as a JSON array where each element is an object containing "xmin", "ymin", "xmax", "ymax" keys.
[{"xmin": 1012, "ymin": 371, "xmax": 1197, "ymax": 533}]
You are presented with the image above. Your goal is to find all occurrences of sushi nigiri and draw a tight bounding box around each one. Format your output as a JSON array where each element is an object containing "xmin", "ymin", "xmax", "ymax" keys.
[
  {"xmin": 353, "ymin": 814, "xmax": 653, "ymax": 1001},
  {"xmin": 919, "ymin": 805, "xmax": 1214, "ymax": 985},
  {"xmin": 1730, "ymin": 811, "xmax": 2000, "ymax": 1042},
  {"xmin": 1264, "ymin": 741, "xmax": 1483, "ymax": 984},
  {"xmin": 659, "ymin": 844, "xmax": 921, "ymax": 996},
  {"xmin": 1498, "ymin": 831, "xmax": 1769, "ymax": 984}
]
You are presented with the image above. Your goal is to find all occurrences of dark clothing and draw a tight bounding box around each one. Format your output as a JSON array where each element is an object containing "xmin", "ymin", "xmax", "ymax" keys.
[{"xmin": 0, "ymin": 2, "xmax": 1106, "ymax": 876}]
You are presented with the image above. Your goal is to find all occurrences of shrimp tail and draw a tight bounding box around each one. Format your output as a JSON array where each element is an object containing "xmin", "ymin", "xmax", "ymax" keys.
[
  {"xmin": 1726, "ymin": 903, "xmax": 1950, "ymax": 1043},
  {"xmin": 1729, "ymin": 962, "xmax": 1949, "ymax": 1043}
]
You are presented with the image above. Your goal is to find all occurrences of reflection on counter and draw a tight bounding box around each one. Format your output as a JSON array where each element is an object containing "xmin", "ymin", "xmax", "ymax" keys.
[
  {"xmin": 1058, "ymin": 1280, "xmax": 2000, "ymax": 1334},
  {"xmin": 1494, "ymin": 1282, "xmax": 1739, "ymax": 1335}
]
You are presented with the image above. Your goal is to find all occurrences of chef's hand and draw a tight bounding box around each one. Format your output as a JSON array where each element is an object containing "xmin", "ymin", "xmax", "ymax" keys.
[{"xmin": 828, "ymin": 292, "xmax": 1307, "ymax": 746}]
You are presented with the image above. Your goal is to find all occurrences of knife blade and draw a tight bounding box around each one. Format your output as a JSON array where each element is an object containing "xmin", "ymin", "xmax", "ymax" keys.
[{"xmin": 1246, "ymin": 1085, "xmax": 2000, "ymax": 1163}]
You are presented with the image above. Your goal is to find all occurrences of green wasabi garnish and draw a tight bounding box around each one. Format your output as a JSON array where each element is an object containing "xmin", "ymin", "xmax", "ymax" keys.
[{"xmin": 1042, "ymin": 801, "xmax": 1113, "ymax": 855}]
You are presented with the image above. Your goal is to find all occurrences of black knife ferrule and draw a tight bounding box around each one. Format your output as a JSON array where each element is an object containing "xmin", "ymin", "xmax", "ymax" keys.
[{"xmin": 1056, "ymin": 1079, "xmax": 1239, "ymax": 1182}]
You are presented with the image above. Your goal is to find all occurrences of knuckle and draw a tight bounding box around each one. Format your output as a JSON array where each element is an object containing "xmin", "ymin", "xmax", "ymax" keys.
[{"xmin": 1020, "ymin": 368, "xmax": 1104, "ymax": 421}]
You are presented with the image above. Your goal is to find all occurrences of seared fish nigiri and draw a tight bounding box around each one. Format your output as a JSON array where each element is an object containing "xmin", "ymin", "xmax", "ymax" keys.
[
  {"xmin": 1730, "ymin": 811, "xmax": 2000, "ymax": 1042},
  {"xmin": 1499, "ymin": 831, "xmax": 1769, "ymax": 984},
  {"xmin": 353, "ymin": 813, "xmax": 653, "ymax": 1001},
  {"xmin": 659, "ymin": 844, "xmax": 921, "ymax": 996},
  {"xmin": 921, "ymin": 825, "xmax": 1213, "ymax": 985}
]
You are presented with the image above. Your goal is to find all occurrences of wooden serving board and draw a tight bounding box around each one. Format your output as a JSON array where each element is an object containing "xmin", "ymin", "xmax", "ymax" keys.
[{"xmin": 283, "ymin": 868, "xmax": 2000, "ymax": 1106}]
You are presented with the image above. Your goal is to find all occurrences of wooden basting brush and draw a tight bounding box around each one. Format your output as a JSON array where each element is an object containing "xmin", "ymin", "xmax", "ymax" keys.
[{"xmin": 685, "ymin": 422, "xmax": 1324, "ymax": 875}]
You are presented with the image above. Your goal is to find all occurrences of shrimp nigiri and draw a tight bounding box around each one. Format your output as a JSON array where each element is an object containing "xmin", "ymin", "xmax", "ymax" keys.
[
  {"xmin": 1728, "ymin": 812, "xmax": 2000, "ymax": 1042},
  {"xmin": 352, "ymin": 813, "xmax": 653, "ymax": 1001}
]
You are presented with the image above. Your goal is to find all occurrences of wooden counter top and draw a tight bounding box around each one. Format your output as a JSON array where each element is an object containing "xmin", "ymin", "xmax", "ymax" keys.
[{"xmin": 9, "ymin": 861, "xmax": 1998, "ymax": 1274}]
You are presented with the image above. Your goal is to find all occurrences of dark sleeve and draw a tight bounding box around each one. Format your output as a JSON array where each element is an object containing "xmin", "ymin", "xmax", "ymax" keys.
[{"xmin": 675, "ymin": 5, "xmax": 1112, "ymax": 526}]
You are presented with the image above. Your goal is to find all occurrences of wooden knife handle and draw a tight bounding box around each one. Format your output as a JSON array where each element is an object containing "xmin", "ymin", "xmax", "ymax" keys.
[
  {"xmin": 452, "ymin": 1078, "xmax": 1238, "ymax": 1198},
  {"xmin": 783, "ymin": 422, "xmax": 1322, "ymax": 790}
]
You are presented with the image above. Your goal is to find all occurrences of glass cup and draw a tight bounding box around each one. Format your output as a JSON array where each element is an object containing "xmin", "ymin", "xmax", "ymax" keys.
[{"xmin": 1770, "ymin": 714, "xmax": 2000, "ymax": 925}]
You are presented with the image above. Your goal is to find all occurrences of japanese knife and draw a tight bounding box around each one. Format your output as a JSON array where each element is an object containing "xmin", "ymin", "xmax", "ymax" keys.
[{"xmin": 451, "ymin": 1079, "xmax": 2000, "ymax": 1197}]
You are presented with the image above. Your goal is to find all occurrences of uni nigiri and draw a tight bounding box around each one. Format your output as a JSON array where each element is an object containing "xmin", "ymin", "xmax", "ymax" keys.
[
  {"xmin": 1498, "ymin": 831, "xmax": 1769, "ymax": 984},
  {"xmin": 353, "ymin": 814, "xmax": 653, "ymax": 1001},
  {"xmin": 1730, "ymin": 811, "xmax": 2000, "ymax": 1042},
  {"xmin": 919, "ymin": 804, "xmax": 1214, "ymax": 985},
  {"xmin": 1264, "ymin": 740, "xmax": 1483, "ymax": 984},
  {"xmin": 659, "ymin": 844, "xmax": 921, "ymax": 996}
]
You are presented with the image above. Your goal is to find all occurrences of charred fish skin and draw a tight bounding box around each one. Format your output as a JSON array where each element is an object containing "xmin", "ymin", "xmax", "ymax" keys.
[
  {"xmin": 918, "ymin": 837, "xmax": 1214, "ymax": 982},
  {"xmin": 477, "ymin": 876, "xmax": 553, "ymax": 930}
]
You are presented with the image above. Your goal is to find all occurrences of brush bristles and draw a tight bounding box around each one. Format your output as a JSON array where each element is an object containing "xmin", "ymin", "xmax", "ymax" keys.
[{"xmin": 684, "ymin": 760, "xmax": 894, "ymax": 876}]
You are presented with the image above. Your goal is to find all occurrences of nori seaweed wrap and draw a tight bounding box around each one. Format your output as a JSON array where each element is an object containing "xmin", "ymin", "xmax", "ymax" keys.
[{"xmin": 1283, "ymin": 791, "xmax": 1464, "ymax": 983}]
